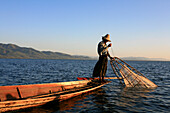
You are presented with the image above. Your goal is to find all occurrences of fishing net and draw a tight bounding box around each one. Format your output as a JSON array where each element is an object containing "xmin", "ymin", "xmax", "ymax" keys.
[{"xmin": 110, "ymin": 57, "xmax": 157, "ymax": 88}]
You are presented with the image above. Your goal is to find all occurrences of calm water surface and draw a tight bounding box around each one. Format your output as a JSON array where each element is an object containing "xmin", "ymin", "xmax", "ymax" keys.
[{"xmin": 0, "ymin": 59, "xmax": 169, "ymax": 113}]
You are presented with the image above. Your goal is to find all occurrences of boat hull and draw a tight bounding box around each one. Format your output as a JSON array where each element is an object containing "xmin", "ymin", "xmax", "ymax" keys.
[{"xmin": 0, "ymin": 80, "xmax": 110, "ymax": 112}]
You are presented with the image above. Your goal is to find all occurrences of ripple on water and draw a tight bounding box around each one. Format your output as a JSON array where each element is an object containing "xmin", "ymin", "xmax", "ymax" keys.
[{"xmin": 0, "ymin": 59, "xmax": 170, "ymax": 113}]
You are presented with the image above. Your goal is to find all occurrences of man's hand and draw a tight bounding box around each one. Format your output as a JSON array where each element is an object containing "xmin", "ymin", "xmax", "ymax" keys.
[
  {"xmin": 110, "ymin": 57, "xmax": 115, "ymax": 60},
  {"xmin": 108, "ymin": 43, "xmax": 112, "ymax": 47}
]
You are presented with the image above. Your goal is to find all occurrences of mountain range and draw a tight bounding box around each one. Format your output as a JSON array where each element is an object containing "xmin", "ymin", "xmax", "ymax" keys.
[
  {"xmin": 0, "ymin": 43, "xmax": 91, "ymax": 60},
  {"xmin": 0, "ymin": 43, "xmax": 168, "ymax": 61},
  {"xmin": 121, "ymin": 57, "xmax": 168, "ymax": 61}
]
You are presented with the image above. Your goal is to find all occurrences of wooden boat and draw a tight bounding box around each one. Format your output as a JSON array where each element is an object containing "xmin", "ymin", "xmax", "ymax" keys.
[{"xmin": 0, "ymin": 80, "xmax": 111, "ymax": 112}]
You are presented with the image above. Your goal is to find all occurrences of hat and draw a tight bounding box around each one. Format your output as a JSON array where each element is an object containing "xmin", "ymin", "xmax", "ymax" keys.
[{"xmin": 102, "ymin": 34, "xmax": 111, "ymax": 42}]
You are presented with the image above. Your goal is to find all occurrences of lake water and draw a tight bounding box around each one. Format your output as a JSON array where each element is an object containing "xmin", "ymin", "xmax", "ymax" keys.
[{"xmin": 0, "ymin": 59, "xmax": 170, "ymax": 113}]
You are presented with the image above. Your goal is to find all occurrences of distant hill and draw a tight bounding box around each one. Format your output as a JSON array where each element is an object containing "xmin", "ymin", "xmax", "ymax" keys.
[
  {"xmin": 121, "ymin": 57, "xmax": 168, "ymax": 61},
  {"xmin": 0, "ymin": 43, "xmax": 92, "ymax": 60}
]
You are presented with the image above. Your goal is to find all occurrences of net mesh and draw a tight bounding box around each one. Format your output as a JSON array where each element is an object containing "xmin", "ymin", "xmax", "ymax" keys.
[{"xmin": 110, "ymin": 57, "xmax": 157, "ymax": 88}]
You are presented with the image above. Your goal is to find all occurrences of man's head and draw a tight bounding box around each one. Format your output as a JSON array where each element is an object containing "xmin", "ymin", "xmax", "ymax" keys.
[{"xmin": 102, "ymin": 34, "xmax": 111, "ymax": 42}]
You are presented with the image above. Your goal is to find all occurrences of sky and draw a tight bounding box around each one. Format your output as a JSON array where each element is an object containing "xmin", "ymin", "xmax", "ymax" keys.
[{"xmin": 0, "ymin": 0, "xmax": 170, "ymax": 60}]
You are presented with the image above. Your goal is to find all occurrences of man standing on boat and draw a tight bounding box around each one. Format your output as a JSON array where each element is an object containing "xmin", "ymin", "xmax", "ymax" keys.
[{"xmin": 93, "ymin": 34, "xmax": 113, "ymax": 82}]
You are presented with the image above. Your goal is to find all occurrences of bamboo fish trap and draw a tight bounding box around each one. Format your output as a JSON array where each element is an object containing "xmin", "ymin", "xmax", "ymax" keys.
[{"xmin": 110, "ymin": 57, "xmax": 157, "ymax": 88}]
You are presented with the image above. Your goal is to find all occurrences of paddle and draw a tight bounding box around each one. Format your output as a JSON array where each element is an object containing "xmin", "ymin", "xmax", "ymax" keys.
[{"xmin": 77, "ymin": 77, "xmax": 122, "ymax": 80}]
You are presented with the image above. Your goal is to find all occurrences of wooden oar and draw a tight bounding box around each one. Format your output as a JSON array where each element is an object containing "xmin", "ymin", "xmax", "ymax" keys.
[{"xmin": 77, "ymin": 77, "xmax": 122, "ymax": 80}]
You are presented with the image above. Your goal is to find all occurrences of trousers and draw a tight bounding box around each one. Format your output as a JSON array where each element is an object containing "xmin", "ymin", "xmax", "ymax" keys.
[{"xmin": 92, "ymin": 55, "xmax": 108, "ymax": 79}]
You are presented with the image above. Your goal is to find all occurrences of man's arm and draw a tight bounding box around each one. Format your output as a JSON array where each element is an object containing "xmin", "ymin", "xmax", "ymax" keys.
[
  {"xmin": 107, "ymin": 51, "xmax": 110, "ymax": 57},
  {"xmin": 107, "ymin": 50, "xmax": 115, "ymax": 60},
  {"xmin": 107, "ymin": 43, "xmax": 113, "ymax": 59}
]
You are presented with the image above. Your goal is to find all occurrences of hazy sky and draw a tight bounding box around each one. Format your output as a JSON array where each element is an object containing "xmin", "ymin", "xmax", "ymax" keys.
[{"xmin": 0, "ymin": 0, "xmax": 170, "ymax": 60}]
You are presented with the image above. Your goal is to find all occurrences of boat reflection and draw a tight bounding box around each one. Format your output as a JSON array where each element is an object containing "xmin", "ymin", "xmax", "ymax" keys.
[{"xmin": 12, "ymin": 88, "xmax": 105, "ymax": 113}]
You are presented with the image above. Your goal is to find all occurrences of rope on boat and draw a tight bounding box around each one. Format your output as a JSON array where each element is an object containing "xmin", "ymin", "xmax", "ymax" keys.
[{"xmin": 110, "ymin": 57, "xmax": 157, "ymax": 88}]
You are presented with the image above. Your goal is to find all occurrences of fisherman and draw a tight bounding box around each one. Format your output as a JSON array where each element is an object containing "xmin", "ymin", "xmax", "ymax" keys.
[{"xmin": 93, "ymin": 34, "xmax": 113, "ymax": 82}]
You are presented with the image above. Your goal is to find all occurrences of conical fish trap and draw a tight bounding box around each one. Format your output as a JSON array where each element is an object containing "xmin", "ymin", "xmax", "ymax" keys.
[{"xmin": 110, "ymin": 57, "xmax": 157, "ymax": 88}]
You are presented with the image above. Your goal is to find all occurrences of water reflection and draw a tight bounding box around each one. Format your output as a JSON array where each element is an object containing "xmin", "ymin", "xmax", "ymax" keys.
[
  {"xmin": 122, "ymin": 87, "xmax": 156, "ymax": 98},
  {"xmin": 112, "ymin": 87, "xmax": 156, "ymax": 112},
  {"xmin": 14, "ymin": 89, "xmax": 103, "ymax": 113},
  {"xmin": 89, "ymin": 84, "xmax": 156, "ymax": 113}
]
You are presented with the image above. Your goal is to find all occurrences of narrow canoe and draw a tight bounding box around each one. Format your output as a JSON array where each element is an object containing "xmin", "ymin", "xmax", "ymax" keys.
[{"xmin": 0, "ymin": 80, "xmax": 110, "ymax": 112}]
